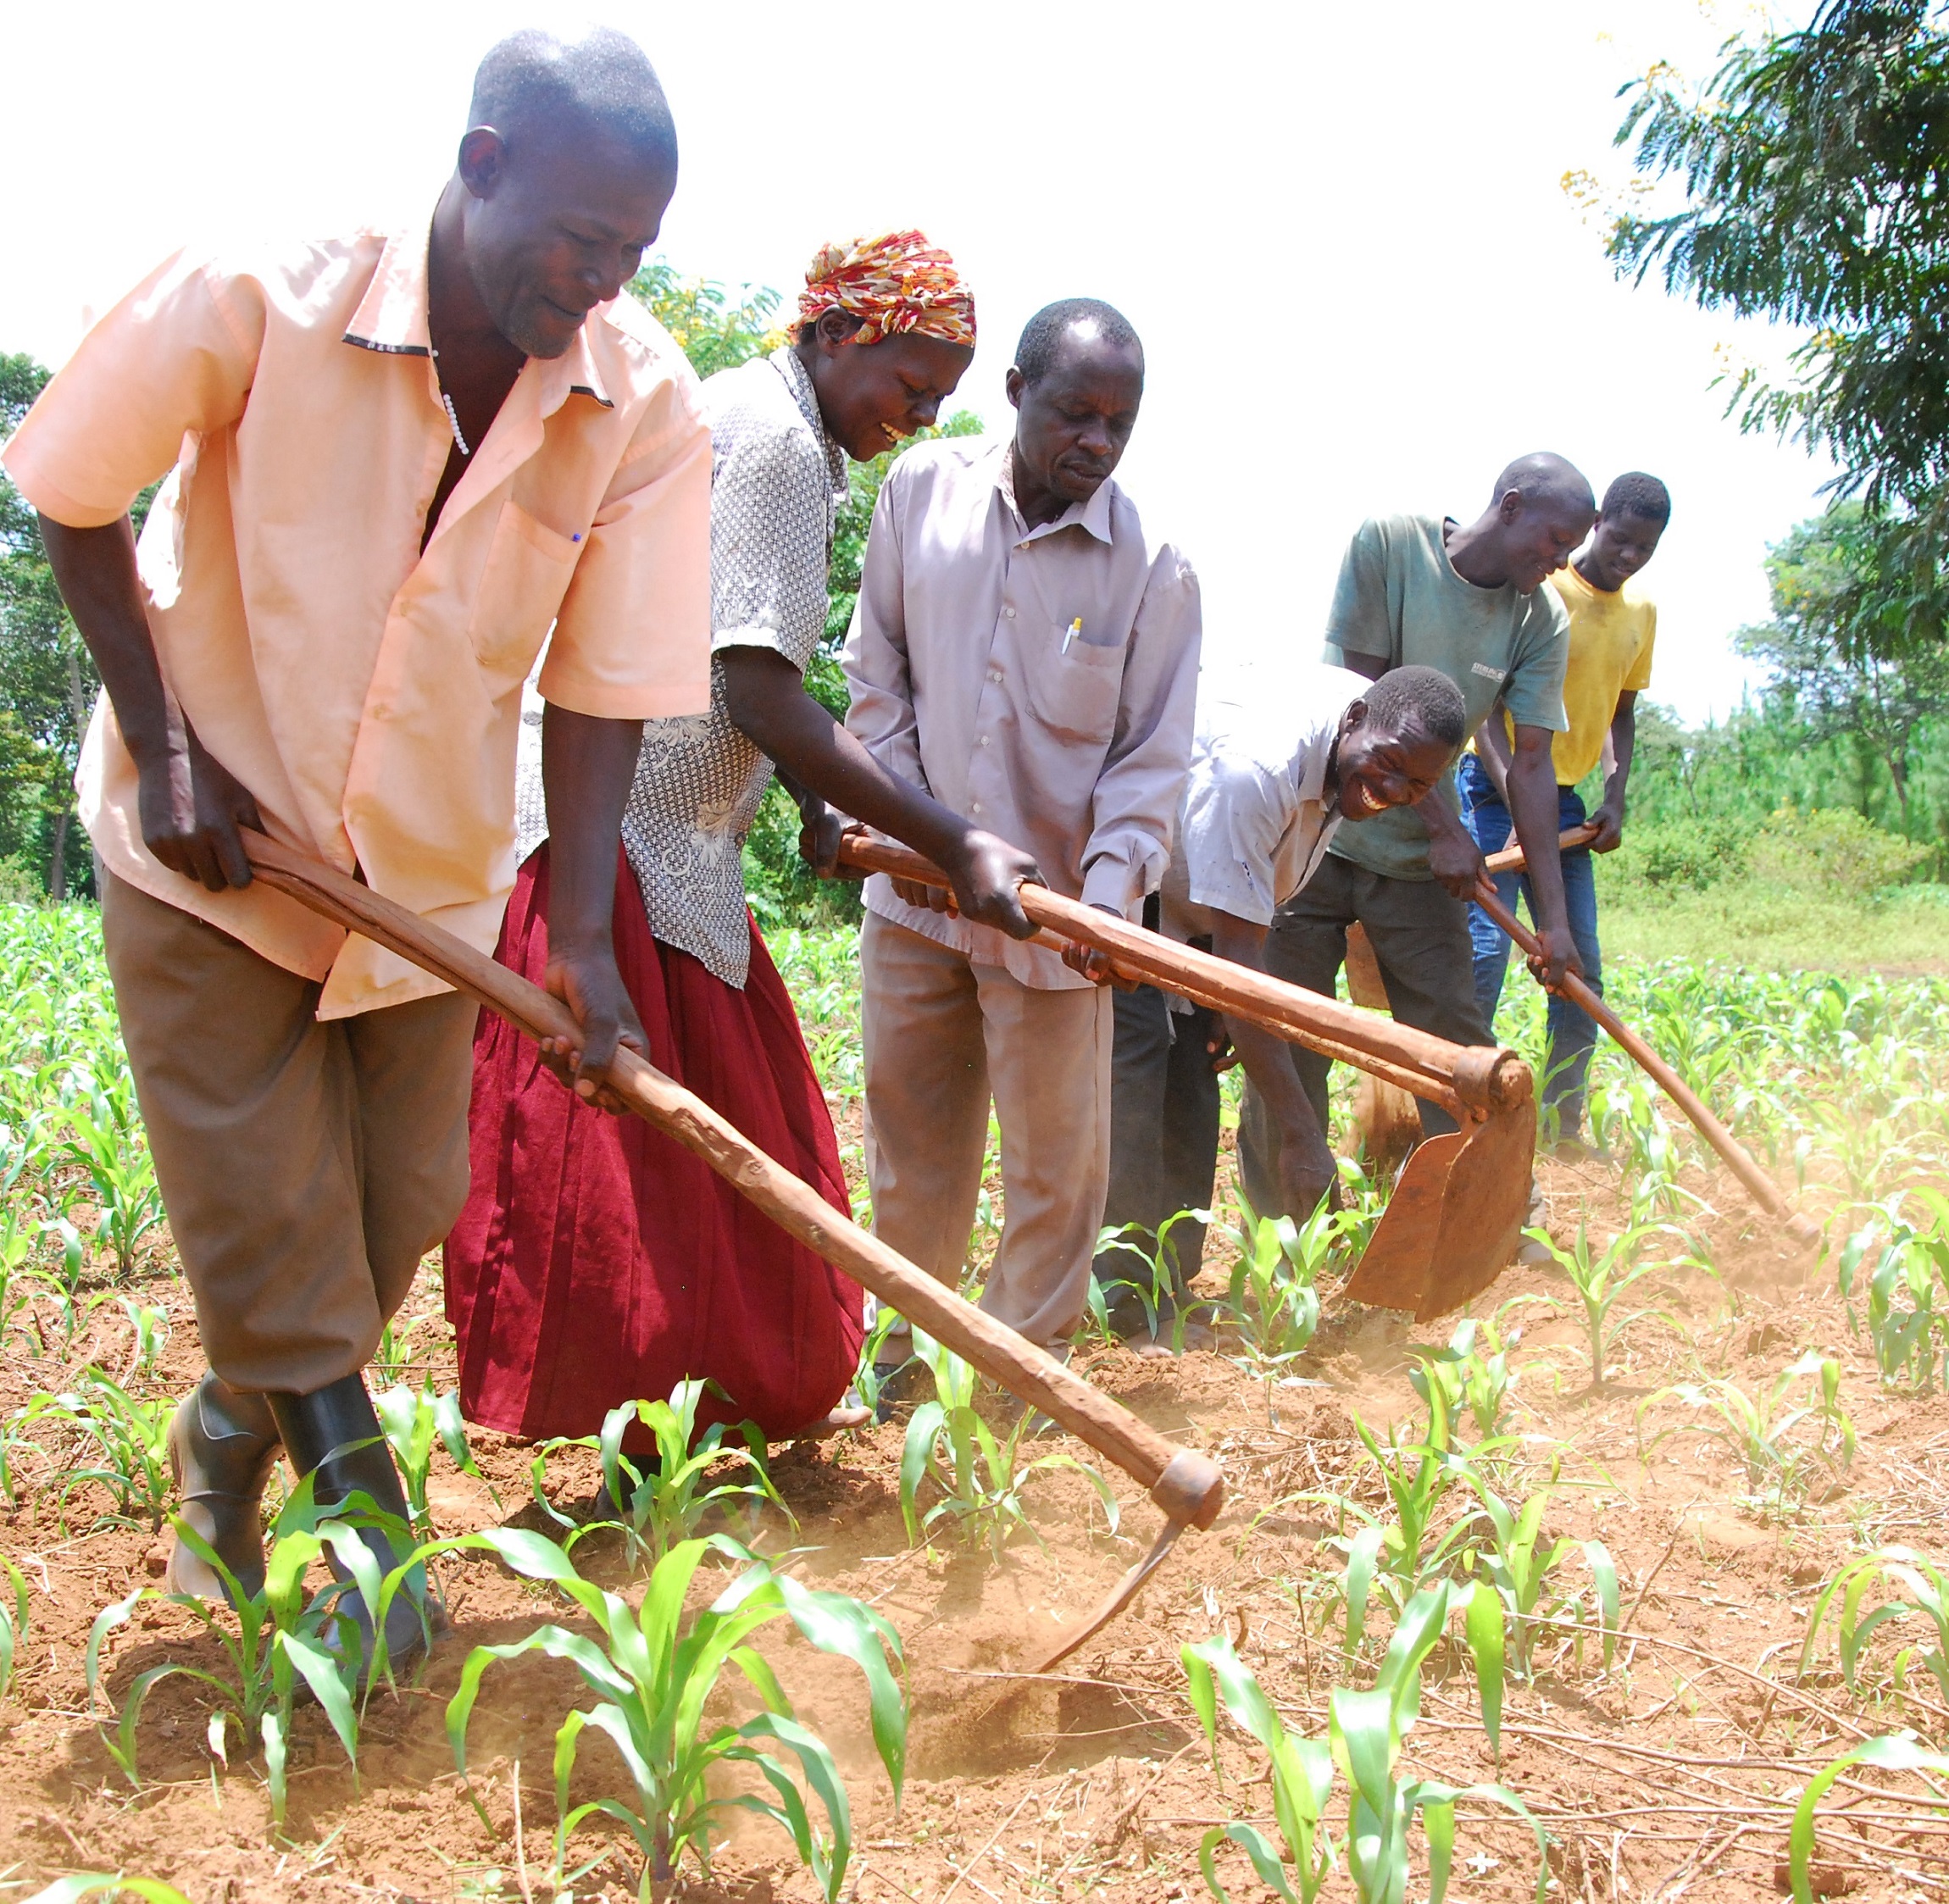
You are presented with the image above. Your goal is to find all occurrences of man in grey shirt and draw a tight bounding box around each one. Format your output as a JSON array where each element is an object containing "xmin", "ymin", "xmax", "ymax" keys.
[
  {"xmin": 845, "ymin": 299, "xmax": 1202, "ymax": 1364},
  {"xmin": 1241, "ymin": 455, "xmax": 1595, "ymax": 1213}
]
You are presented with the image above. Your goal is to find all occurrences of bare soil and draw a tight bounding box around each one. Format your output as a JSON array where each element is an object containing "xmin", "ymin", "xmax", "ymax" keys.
[{"xmin": 3, "ymin": 1136, "xmax": 1947, "ymax": 1902}]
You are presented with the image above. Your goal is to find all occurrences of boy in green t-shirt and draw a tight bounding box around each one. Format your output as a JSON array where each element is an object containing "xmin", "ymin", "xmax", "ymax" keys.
[
  {"xmin": 1238, "ymin": 454, "xmax": 1596, "ymax": 1223},
  {"xmin": 1463, "ymin": 472, "xmax": 1671, "ymax": 1154}
]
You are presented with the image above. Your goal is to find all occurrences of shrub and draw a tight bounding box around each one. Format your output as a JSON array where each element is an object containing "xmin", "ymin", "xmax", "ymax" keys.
[{"xmin": 1749, "ymin": 804, "xmax": 1932, "ymax": 898}]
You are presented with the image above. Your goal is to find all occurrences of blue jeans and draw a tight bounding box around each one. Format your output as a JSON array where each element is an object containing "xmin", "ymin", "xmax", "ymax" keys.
[{"xmin": 1457, "ymin": 753, "xmax": 1603, "ymax": 1138}]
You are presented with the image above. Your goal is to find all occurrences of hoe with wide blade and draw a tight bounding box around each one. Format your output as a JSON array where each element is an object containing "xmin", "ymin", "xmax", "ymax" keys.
[{"xmin": 836, "ymin": 835, "xmax": 1538, "ymax": 1322}]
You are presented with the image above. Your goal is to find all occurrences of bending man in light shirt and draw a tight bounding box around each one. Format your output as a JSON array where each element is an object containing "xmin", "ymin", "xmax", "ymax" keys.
[
  {"xmin": 1095, "ymin": 663, "xmax": 1467, "ymax": 1347},
  {"xmin": 843, "ymin": 298, "xmax": 1202, "ymax": 1374},
  {"xmin": 1464, "ymin": 471, "xmax": 1669, "ymax": 1153},
  {"xmin": 3, "ymin": 30, "xmax": 710, "ymax": 1663}
]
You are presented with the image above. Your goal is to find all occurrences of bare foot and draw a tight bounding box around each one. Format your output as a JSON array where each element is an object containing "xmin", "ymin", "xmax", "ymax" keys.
[{"xmin": 781, "ymin": 1404, "xmax": 871, "ymax": 1441}]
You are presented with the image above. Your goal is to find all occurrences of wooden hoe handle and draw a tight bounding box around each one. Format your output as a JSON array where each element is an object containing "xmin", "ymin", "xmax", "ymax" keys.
[
  {"xmin": 1482, "ymin": 822, "xmax": 1602, "ymax": 877},
  {"xmin": 1471, "ymin": 876, "xmax": 1819, "ymax": 1246},
  {"xmin": 839, "ymin": 834, "xmax": 1531, "ymax": 1123},
  {"xmin": 241, "ymin": 834, "xmax": 1224, "ymax": 1530}
]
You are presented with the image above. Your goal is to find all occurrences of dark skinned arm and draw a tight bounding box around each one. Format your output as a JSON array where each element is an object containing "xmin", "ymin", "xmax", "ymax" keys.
[
  {"xmin": 1588, "ymin": 690, "xmax": 1637, "ymax": 852},
  {"xmin": 538, "ymin": 703, "xmax": 652, "ymax": 1107},
  {"xmin": 718, "ymin": 647, "xmax": 1038, "ymax": 940},
  {"xmin": 1209, "ymin": 908, "xmax": 1339, "ymax": 1218},
  {"xmin": 38, "ymin": 513, "xmax": 264, "ymax": 890},
  {"xmin": 1475, "ymin": 708, "xmax": 1515, "ymax": 805}
]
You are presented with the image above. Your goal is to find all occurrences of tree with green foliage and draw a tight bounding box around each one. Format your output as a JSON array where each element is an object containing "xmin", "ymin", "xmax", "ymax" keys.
[
  {"xmin": 0, "ymin": 352, "xmax": 102, "ymax": 899},
  {"xmin": 1606, "ymin": 0, "xmax": 1949, "ymax": 659},
  {"xmin": 1737, "ymin": 508, "xmax": 1949, "ymax": 833}
]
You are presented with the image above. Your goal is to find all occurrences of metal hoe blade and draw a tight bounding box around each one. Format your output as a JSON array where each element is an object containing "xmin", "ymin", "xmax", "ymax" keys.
[{"xmin": 1341, "ymin": 1097, "xmax": 1535, "ymax": 1321}]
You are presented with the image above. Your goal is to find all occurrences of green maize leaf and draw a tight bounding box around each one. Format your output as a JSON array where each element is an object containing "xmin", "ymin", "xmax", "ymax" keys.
[
  {"xmin": 1198, "ymin": 1823, "xmax": 1302, "ymax": 1904},
  {"xmin": 731, "ymin": 1642, "xmax": 793, "ymax": 1717},
  {"xmin": 84, "ymin": 1585, "xmax": 147, "ymax": 1718},
  {"xmin": 1330, "ymin": 1685, "xmax": 1398, "ymax": 1819},
  {"xmin": 1182, "ymin": 1634, "xmax": 1283, "ymax": 1757},
  {"xmin": 1402, "ymin": 1779, "xmax": 1552, "ymax": 1904},
  {"xmin": 1789, "ymin": 1733, "xmax": 1949, "ymax": 1904},
  {"xmin": 1463, "ymin": 1579, "xmax": 1505, "ymax": 1759},
  {"xmin": 1582, "ymin": 1540, "xmax": 1619, "ymax": 1669},
  {"xmin": 1419, "ymin": 1793, "xmax": 1456, "ymax": 1904},
  {"xmin": 1378, "ymin": 1581, "xmax": 1451, "ymax": 1722},
  {"xmin": 262, "ymin": 1707, "xmax": 288, "ymax": 1826},
  {"xmin": 23, "ymin": 1877, "xmax": 198, "ymax": 1904},
  {"xmin": 582, "ymin": 1696, "xmax": 662, "ymax": 1803},
  {"xmin": 277, "ymin": 1632, "xmax": 358, "ymax": 1775},
  {"xmin": 899, "ymin": 1400, "xmax": 946, "ymax": 1546},
  {"xmin": 1342, "ymin": 1524, "xmax": 1385, "ymax": 1656},
  {"xmin": 1181, "ymin": 1640, "xmax": 1222, "ymax": 1762},
  {"xmin": 738, "ymin": 1709, "xmax": 855, "ymax": 1900},
  {"xmin": 447, "ymin": 1625, "xmax": 630, "ymax": 1779},
  {"xmin": 775, "ymin": 1570, "xmax": 908, "ymax": 1800}
]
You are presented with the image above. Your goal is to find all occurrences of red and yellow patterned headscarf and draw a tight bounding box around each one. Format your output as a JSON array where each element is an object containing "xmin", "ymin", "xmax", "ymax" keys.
[{"xmin": 793, "ymin": 230, "xmax": 976, "ymax": 348}]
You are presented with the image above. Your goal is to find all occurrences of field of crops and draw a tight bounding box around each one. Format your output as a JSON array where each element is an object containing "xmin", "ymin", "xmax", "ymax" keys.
[{"xmin": 0, "ymin": 902, "xmax": 1946, "ymax": 1903}]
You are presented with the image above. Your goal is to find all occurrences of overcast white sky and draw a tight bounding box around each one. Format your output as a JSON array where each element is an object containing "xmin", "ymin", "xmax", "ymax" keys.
[{"xmin": 1, "ymin": 0, "xmax": 1823, "ymax": 723}]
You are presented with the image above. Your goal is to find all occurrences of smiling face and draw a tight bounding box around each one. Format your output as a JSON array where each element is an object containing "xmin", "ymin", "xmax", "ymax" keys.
[
  {"xmin": 1332, "ymin": 708, "xmax": 1460, "ymax": 822},
  {"xmin": 1496, "ymin": 490, "xmax": 1600, "ymax": 595},
  {"xmin": 459, "ymin": 121, "xmax": 675, "ymax": 359},
  {"xmin": 798, "ymin": 314, "xmax": 975, "ymax": 462},
  {"xmin": 1005, "ymin": 325, "xmax": 1146, "ymax": 508}
]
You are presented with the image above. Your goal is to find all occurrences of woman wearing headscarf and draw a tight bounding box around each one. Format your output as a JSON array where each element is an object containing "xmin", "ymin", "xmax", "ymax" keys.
[{"xmin": 447, "ymin": 234, "xmax": 1038, "ymax": 1445}]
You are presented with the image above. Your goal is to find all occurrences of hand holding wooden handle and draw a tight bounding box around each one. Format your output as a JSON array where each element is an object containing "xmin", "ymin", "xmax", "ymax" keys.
[{"xmin": 239, "ymin": 832, "xmax": 1226, "ymax": 1529}]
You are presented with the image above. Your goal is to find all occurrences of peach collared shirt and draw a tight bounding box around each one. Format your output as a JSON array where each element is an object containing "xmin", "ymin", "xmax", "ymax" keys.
[{"xmin": 1, "ymin": 218, "xmax": 711, "ymax": 1017}]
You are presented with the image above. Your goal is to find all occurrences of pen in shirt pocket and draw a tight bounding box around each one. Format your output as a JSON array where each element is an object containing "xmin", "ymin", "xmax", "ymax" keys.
[{"xmin": 1062, "ymin": 616, "xmax": 1082, "ymax": 654}]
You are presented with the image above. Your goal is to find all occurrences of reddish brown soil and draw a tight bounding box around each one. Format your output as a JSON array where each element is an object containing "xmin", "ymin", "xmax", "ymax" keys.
[{"xmin": 3, "ymin": 1137, "xmax": 1947, "ymax": 1902}]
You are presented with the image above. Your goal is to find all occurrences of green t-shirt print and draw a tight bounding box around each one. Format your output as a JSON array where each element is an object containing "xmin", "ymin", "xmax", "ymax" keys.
[{"xmin": 1320, "ymin": 513, "xmax": 1569, "ymax": 882}]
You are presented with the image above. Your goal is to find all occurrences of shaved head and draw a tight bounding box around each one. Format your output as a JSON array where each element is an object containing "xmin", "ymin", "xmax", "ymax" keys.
[
  {"xmin": 1491, "ymin": 452, "xmax": 1596, "ymax": 518},
  {"xmin": 468, "ymin": 25, "xmax": 676, "ymax": 169}
]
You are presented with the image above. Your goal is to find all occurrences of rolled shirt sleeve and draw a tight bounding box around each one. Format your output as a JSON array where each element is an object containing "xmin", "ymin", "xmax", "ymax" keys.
[
  {"xmin": 2, "ymin": 250, "xmax": 260, "ymax": 528},
  {"xmin": 536, "ymin": 382, "xmax": 713, "ymax": 721},
  {"xmin": 1077, "ymin": 547, "xmax": 1203, "ymax": 916},
  {"xmin": 1180, "ymin": 748, "xmax": 1292, "ymax": 929}
]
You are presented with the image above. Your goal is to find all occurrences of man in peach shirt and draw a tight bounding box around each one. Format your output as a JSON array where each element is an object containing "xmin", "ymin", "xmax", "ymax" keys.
[{"xmin": 2, "ymin": 28, "xmax": 709, "ymax": 1663}]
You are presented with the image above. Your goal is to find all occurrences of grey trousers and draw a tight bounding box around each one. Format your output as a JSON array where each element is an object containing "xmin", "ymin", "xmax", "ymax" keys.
[
  {"xmin": 101, "ymin": 870, "xmax": 477, "ymax": 1394},
  {"xmin": 1095, "ymin": 983, "xmax": 1222, "ymax": 1324},
  {"xmin": 860, "ymin": 912, "xmax": 1113, "ymax": 1353},
  {"xmin": 1238, "ymin": 853, "xmax": 1491, "ymax": 1218}
]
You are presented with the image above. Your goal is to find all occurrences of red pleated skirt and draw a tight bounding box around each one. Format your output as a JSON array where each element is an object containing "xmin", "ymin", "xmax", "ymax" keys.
[{"xmin": 444, "ymin": 844, "xmax": 864, "ymax": 1446}]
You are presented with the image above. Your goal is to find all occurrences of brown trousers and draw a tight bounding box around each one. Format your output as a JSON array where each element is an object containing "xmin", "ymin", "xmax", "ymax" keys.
[
  {"xmin": 101, "ymin": 871, "xmax": 477, "ymax": 1394},
  {"xmin": 860, "ymin": 912, "xmax": 1113, "ymax": 1353}
]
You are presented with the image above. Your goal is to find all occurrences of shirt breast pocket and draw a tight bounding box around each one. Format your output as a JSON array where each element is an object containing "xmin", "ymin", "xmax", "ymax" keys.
[
  {"xmin": 1025, "ymin": 631, "xmax": 1124, "ymax": 743},
  {"xmin": 470, "ymin": 502, "xmax": 583, "ymax": 688}
]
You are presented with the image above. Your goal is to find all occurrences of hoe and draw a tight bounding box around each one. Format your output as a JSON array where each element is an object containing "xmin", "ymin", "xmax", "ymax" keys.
[{"xmin": 836, "ymin": 834, "xmax": 1539, "ymax": 1324}]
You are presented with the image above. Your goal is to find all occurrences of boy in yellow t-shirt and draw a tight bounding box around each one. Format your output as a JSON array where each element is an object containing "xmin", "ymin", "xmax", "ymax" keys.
[{"xmin": 1461, "ymin": 472, "xmax": 1670, "ymax": 1155}]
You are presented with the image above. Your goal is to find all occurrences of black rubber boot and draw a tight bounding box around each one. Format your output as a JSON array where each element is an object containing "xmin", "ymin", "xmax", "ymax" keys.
[
  {"xmin": 266, "ymin": 1374, "xmax": 436, "ymax": 1674},
  {"xmin": 166, "ymin": 1371, "xmax": 281, "ymax": 1603}
]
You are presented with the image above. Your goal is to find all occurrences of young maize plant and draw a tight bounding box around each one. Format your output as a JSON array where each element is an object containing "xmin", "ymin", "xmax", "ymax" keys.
[
  {"xmin": 1797, "ymin": 1546, "xmax": 1949, "ymax": 1709},
  {"xmin": 1091, "ymin": 1204, "xmax": 1213, "ymax": 1350},
  {"xmin": 56, "ymin": 1073, "xmax": 166, "ymax": 1277},
  {"xmin": 1785, "ymin": 1735, "xmax": 1949, "ymax": 1904},
  {"xmin": 1839, "ymin": 1190, "xmax": 1949, "ymax": 1391},
  {"xmin": 1186, "ymin": 1582, "xmax": 1547, "ymax": 1904},
  {"xmin": 527, "ymin": 1383, "xmax": 789, "ymax": 1568},
  {"xmin": 33, "ymin": 1373, "xmax": 175, "ymax": 1531},
  {"xmin": 86, "ymin": 1504, "xmax": 381, "ymax": 1824},
  {"xmin": 442, "ymin": 1529, "xmax": 906, "ymax": 1904},
  {"xmin": 373, "ymin": 1379, "xmax": 498, "ymax": 1537},
  {"xmin": 1638, "ymin": 1352, "xmax": 1855, "ymax": 1521},
  {"xmin": 898, "ymin": 1329, "xmax": 1118, "ymax": 1558},
  {"xmin": 1522, "ymin": 1218, "xmax": 1685, "ymax": 1391},
  {"xmin": 0, "ymin": 1551, "xmax": 29, "ymax": 1706}
]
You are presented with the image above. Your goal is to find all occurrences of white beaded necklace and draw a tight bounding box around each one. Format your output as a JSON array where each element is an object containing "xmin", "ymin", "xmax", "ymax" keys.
[{"xmin": 430, "ymin": 347, "xmax": 471, "ymax": 457}]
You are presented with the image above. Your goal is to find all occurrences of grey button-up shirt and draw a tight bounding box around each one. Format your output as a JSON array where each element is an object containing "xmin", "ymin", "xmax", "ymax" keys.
[{"xmin": 844, "ymin": 436, "xmax": 1202, "ymax": 989}]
